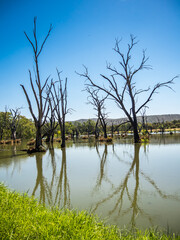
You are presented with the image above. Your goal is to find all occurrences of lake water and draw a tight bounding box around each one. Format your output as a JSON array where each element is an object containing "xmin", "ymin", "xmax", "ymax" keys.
[{"xmin": 0, "ymin": 134, "xmax": 180, "ymax": 234}]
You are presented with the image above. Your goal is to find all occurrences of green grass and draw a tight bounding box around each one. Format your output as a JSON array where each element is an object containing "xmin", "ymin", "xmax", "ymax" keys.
[{"xmin": 0, "ymin": 183, "xmax": 179, "ymax": 240}]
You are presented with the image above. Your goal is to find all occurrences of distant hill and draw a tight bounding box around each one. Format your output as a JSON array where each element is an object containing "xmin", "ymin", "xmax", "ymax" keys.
[{"xmin": 71, "ymin": 114, "xmax": 180, "ymax": 126}]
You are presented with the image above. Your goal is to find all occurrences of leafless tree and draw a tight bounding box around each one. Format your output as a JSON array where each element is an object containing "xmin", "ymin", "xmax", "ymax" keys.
[
  {"xmin": 20, "ymin": 17, "xmax": 52, "ymax": 151},
  {"xmin": 42, "ymin": 99, "xmax": 58, "ymax": 143},
  {"xmin": 78, "ymin": 35, "xmax": 178, "ymax": 143},
  {"xmin": 9, "ymin": 107, "xmax": 21, "ymax": 141},
  {"xmin": 86, "ymin": 87, "xmax": 108, "ymax": 138},
  {"xmin": 51, "ymin": 69, "xmax": 69, "ymax": 148},
  {"xmin": 140, "ymin": 107, "xmax": 147, "ymax": 129}
]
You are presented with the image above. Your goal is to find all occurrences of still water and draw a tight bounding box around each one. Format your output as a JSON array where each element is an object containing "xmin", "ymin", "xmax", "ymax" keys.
[{"xmin": 0, "ymin": 134, "xmax": 180, "ymax": 233}]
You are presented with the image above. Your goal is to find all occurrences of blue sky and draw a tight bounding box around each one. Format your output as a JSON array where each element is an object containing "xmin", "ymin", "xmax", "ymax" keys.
[{"xmin": 0, "ymin": 0, "xmax": 180, "ymax": 121}]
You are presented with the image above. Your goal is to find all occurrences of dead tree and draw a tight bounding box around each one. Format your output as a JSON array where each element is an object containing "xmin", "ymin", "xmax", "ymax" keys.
[
  {"xmin": 140, "ymin": 107, "xmax": 148, "ymax": 130},
  {"xmin": 78, "ymin": 35, "xmax": 177, "ymax": 143},
  {"xmin": 86, "ymin": 87, "xmax": 108, "ymax": 138},
  {"xmin": 9, "ymin": 107, "xmax": 21, "ymax": 141},
  {"xmin": 95, "ymin": 118, "xmax": 100, "ymax": 139},
  {"xmin": 42, "ymin": 98, "xmax": 58, "ymax": 143},
  {"xmin": 51, "ymin": 69, "xmax": 69, "ymax": 148},
  {"xmin": 139, "ymin": 107, "xmax": 149, "ymax": 134},
  {"xmin": 20, "ymin": 17, "xmax": 52, "ymax": 151}
]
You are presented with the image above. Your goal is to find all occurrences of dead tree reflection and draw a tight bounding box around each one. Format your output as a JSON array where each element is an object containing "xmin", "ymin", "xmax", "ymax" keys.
[
  {"xmin": 94, "ymin": 143, "xmax": 114, "ymax": 191},
  {"xmin": 32, "ymin": 148, "xmax": 70, "ymax": 208},
  {"xmin": 54, "ymin": 148, "xmax": 71, "ymax": 208},
  {"xmin": 92, "ymin": 144, "xmax": 180, "ymax": 228},
  {"xmin": 32, "ymin": 153, "xmax": 48, "ymax": 206},
  {"xmin": 49, "ymin": 146, "xmax": 56, "ymax": 190}
]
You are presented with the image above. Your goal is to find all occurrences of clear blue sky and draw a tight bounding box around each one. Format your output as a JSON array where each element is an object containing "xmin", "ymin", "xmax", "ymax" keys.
[{"xmin": 0, "ymin": 0, "xmax": 180, "ymax": 121}]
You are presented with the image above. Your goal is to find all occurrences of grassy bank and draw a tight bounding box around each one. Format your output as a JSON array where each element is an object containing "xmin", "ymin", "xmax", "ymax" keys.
[{"xmin": 0, "ymin": 183, "xmax": 179, "ymax": 239}]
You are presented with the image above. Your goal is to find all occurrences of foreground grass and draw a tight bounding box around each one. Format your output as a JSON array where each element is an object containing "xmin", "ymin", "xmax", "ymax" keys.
[{"xmin": 0, "ymin": 183, "xmax": 179, "ymax": 240}]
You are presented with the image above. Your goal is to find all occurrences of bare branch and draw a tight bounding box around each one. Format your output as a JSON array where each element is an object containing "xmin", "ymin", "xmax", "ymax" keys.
[
  {"xmin": 41, "ymin": 76, "xmax": 50, "ymax": 93},
  {"xmin": 24, "ymin": 31, "xmax": 36, "ymax": 53},
  {"xmin": 136, "ymin": 76, "xmax": 177, "ymax": 114},
  {"xmin": 33, "ymin": 17, "xmax": 38, "ymax": 53},
  {"xmin": 29, "ymin": 70, "xmax": 40, "ymax": 112},
  {"xmin": 37, "ymin": 24, "xmax": 53, "ymax": 58},
  {"xmin": 134, "ymin": 86, "xmax": 150, "ymax": 98},
  {"xmin": 20, "ymin": 84, "xmax": 37, "ymax": 122}
]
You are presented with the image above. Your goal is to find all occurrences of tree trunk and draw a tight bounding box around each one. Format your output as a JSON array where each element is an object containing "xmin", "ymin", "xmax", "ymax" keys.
[
  {"xmin": 36, "ymin": 124, "xmax": 42, "ymax": 150},
  {"xmin": 132, "ymin": 123, "xmax": 140, "ymax": 143},
  {"xmin": 11, "ymin": 129, "xmax": 16, "ymax": 141},
  {"xmin": 100, "ymin": 118, "xmax": 107, "ymax": 138},
  {"xmin": 95, "ymin": 119, "xmax": 99, "ymax": 139},
  {"xmin": 61, "ymin": 120, "xmax": 66, "ymax": 148},
  {"xmin": 45, "ymin": 134, "xmax": 50, "ymax": 143},
  {"xmin": 103, "ymin": 128, "xmax": 107, "ymax": 138},
  {"xmin": 51, "ymin": 133, "xmax": 54, "ymax": 143}
]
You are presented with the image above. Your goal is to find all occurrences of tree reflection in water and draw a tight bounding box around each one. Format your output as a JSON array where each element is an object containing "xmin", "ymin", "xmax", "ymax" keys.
[
  {"xmin": 94, "ymin": 144, "xmax": 114, "ymax": 190},
  {"xmin": 32, "ymin": 153, "xmax": 46, "ymax": 205},
  {"xmin": 32, "ymin": 147, "xmax": 70, "ymax": 208},
  {"xmin": 92, "ymin": 143, "xmax": 180, "ymax": 228},
  {"xmin": 54, "ymin": 148, "xmax": 70, "ymax": 208}
]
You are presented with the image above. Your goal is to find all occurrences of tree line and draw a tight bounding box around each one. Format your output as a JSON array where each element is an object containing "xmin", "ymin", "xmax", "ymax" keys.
[
  {"xmin": 2, "ymin": 18, "xmax": 178, "ymax": 151},
  {"xmin": 1, "ymin": 109, "xmax": 179, "ymax": 142},
  {"xmin": 0, "ymin": 109, "xmax": 35, "ymax": 141}
]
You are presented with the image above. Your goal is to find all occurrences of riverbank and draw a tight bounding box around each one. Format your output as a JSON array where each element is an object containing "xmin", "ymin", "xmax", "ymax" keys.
[{"xmin": 0, "ymin": 183, "xmax": 179, "ymax": 239}]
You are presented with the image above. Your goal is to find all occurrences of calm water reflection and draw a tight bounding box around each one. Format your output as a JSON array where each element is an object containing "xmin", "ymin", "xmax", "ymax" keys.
[{"xmin": 0, "ymin": 135, "xmax": 180, "ymax": 233}]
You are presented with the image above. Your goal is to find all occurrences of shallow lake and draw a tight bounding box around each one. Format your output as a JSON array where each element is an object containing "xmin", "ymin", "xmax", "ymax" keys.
[{"xmin": 0, "ymin": 134, "xmax": 180, "ymax": 233}]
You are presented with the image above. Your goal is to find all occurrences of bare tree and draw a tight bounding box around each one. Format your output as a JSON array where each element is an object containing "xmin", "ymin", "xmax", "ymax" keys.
[
  {"xmin": 86, "ymin": 87, "xmax": 108, "ymax": 138},
  {"xmin": 78, "ymin": 35, "xmax": 178, "ymax": 143},
  {"xmin": 42, "ymin": 99, "xmax": 58, "ymax": 143},
  {"xmin": 20, "ymin": 17, "xmax": 52, "ymax": 151},
  {"xmin": 51, "ymin": 69, "xmax": 69, "ymax": 148},
  {"xmin": 140, "ymin": 107, "xmax": 148, "ymax": 131},
  {"xmin": 9, "ymin": 107, "xmax": 21, "ymax": 141}
]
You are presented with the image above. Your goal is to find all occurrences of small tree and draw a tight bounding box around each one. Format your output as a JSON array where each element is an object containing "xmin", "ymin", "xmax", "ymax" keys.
[
  {"xmin": 51, "ymin": 69, "xmax": 69, "ymax": 148},
  {"xmin": 42, "ymin": 99, "xmax": 58, "ymax": 143},
  {"xmin": 9, "ymin": 107, "xmax": 21, "ymax": 141},
  {"xmin": 20, "ymin": 17, "xmax": 52, "ymax": 151},
  {"xmin": 78, "ymin": 35, "xmax": 177, "ymax": 143},
  {"xmin": 85, "ymin": 87, "xmax": 108, "ymax": 138}
]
